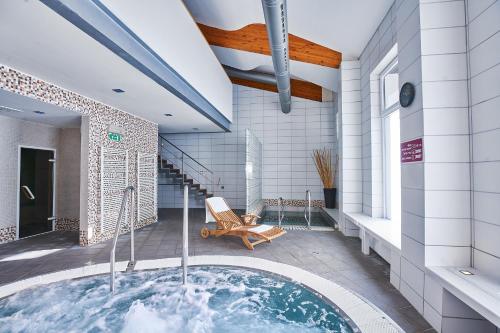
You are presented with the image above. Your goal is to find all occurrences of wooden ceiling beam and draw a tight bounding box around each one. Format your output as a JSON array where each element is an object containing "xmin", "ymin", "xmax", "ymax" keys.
[
  {"xmin": 229, "ymin": 76, "xmax": 323, "ymax": 102},
  {"xmin": 198, "ymin": 23, "xmax": 342, "ymax": 69}
]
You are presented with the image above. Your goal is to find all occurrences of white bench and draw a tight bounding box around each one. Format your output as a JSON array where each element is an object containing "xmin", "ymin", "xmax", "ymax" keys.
[
  {"xmin": 427, "ymin": 266, "xmax": 500, "ymax": 329},
  {"xmin": 344, "ymin": 212, "xmax": 400, "ymax": 254}
]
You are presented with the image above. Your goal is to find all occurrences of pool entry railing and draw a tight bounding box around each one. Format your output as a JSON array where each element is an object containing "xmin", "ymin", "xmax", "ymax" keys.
[
  {"xmin": 110, "ymin": 186, "xmax": 136, "ymax": 293},
  {"xmin": 182, "ymin": 184, "xmax": 189, "ymax": 285},
  {"xmin": 304, "ymin": 190, "xmax": 311, "ymax": 229},
  {"xmin": 278, "ymin": 197, "xmax": 285, "ymax": 227}
]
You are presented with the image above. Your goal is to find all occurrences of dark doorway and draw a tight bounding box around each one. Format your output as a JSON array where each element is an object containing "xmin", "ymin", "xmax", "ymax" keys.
[{"xmin": 19, "ymin": 148, "xmax": 55, "ymax": 238}]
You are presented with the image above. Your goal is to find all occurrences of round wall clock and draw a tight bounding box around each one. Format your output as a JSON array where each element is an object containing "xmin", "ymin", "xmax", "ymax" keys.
[{"xmin": 399, "ymin": 82, "xmax": 415, "ymax": 108}]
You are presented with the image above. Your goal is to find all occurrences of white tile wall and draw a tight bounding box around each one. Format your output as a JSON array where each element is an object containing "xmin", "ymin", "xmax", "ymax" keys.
[
  {"xmin": 345, "ymin": 0, "xmax": 500, "ymax": 330},
  {"xmin": 468, "ymin": 0, "xmax": 500, "ymax": 280},
  {"xmin": 159, "ymin": 84, "xmax": 337, "ymax": 209},
  {"xmin": 359, "ymin": 2, "xmax": 398, "ymax": 218},
  {"xmin": 418, "ymin": 0, "xmax": 472, "ymax": 272},
  {"xmin": 338, "ymin": 60, "xmax": 363, "ymax": 236}
]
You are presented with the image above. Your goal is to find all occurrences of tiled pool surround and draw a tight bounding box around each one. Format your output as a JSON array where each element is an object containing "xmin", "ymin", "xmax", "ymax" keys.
[{"xmin": 0, "ymin": 209, "xmax": 434, "ymax": 332}]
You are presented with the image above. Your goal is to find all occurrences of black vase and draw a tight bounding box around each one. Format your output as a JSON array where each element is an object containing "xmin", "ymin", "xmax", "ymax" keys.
[{"xmin": 323, "ymin": 188, "xmax": 336, "ymax": 209}]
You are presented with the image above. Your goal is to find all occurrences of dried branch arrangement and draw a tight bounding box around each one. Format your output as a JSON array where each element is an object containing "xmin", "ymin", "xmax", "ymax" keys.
[{"xmin": 312, "ymin": 148, "xmax": 337, "ymax": 189}]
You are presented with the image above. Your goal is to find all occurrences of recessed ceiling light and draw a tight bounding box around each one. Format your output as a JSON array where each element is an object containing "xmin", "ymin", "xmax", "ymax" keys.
[
  {"xmin": 33, "ymin": 111, "xmax": 45, "ymax": 115},
  {"xmin": 459, "ymin": 270, "xmax": 474, "ymax": 276},
  {"xmin": 112, "ymin": 88, "xmax": 125, "ymax": 93},
  {"xmin": 164, "ymin": 113, "xmax": 173, "ymax": 117},
  {"xmin": 192, "ymin": 127, "xmax": 199, "ymax": 130}
]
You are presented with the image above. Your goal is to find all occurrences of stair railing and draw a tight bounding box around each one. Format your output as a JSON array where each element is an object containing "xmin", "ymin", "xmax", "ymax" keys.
[
  {"xmin": 110, "ymin": 186, "xmax": 135, "ymax": 293},
  {"xmin": 158, "ymin": 135, "xmax": 215, "ymax": 195}
]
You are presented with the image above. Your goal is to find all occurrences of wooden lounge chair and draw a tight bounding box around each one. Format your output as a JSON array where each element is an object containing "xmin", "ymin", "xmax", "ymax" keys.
[{"xmin": 201, "ymin": 197, "xmax": 286, "ymax": 250}]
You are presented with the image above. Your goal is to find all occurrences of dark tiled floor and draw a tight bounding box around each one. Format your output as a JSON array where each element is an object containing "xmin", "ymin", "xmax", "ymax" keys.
[{"xmin": 0, "ymin": 209, "xmax": 434, "ymax": 332}]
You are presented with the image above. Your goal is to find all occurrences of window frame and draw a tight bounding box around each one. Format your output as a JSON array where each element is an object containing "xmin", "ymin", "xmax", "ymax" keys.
[
  {"xmin": 380, "ymin": 58, "xmax": 400, "ymax": 117},
  {"xmin": 380, "ymin": 58, "xmax": 400, "ymax": 220}
]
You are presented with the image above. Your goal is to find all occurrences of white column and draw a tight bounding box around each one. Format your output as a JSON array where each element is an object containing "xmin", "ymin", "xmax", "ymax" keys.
[{"xmin": 338, "ymin": 60, "xmax": 362, "ymax": 237}]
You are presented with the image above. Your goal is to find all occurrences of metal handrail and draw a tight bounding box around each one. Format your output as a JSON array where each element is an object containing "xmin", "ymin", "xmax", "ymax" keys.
[
  {"xmin": 304, "ymin": 190, "xmax": 311, "ymax": 229},
  {"xmin": 158, "ymin": 135, "xmax": 216, "ymax": 194},
  {"xmin": 110, "ymin": 186, "xmax": 135, "ymax": 293},
  {"xmin": 278, "ymin": 197, "xmax": 285, "ymax": 227},
  {"xmin": 159, "ymin": 134, "xmax": 213, "ymax": 174},
  {"xmin": 182, "ymin": 184, "xmax": 189, "ymax": 285}
]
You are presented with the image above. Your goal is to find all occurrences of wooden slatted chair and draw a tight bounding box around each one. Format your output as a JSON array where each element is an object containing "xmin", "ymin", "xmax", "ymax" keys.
[{"xmin": 201, "ymin": 197, "xmax": 286, "ymax": 250}]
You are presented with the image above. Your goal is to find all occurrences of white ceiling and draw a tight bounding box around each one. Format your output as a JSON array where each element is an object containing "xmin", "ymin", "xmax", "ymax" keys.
[
  {"xmin": 0, "ymin": 0, "xmax": 226, "ymax": 133},
  {"xmin": 184, "ymin": 0, "xmax": 393, "ymax": 89},
  {"xmin": 0, "ymin": 89, "xmax": 81, "ymax": 128},
  {"xmin": 100, "ymin": 0, "xmax": 233, "ymax": 123}
]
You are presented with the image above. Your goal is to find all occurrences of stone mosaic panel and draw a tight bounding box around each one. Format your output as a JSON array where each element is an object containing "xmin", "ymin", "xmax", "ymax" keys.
[
  {"xmin": 0, "ymin": 226, "xmax": 16, "ymax": 243},
  {"xmin": 137, "ymin": 153, "xmax": 157, "ymax": 223},
  {"xmin": 264, "ymin": 198, "xmax": 325, "ymax": 208},
  {"xmin": 54, "ymin": 218, "xmax": 79, "ymax": 232}
]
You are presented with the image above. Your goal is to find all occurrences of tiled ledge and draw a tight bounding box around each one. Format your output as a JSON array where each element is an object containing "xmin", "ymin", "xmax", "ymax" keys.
[
  {"xmin": 427, "ymin": 266, "xmax": 500, "ymax": 328},
  {"xmin": 321, "ymin": 207, "xmax": 339, "ymax": 224},
  {"xmin": 344, "ymin": 212, "xmax": 401, "ymax": 253}
]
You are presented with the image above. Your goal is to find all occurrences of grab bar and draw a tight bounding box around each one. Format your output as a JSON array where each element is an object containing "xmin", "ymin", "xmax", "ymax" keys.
[
  {"xmin": 21, "ymin": 185, "xmax": 35, "ymax": 200},
  {"xmin": 182, "ymin": 184, "xmax": 189, "ymax": 285},
  {"xmin": 304, "ymin": 190, "xmax": 311, "ymax": 229},
  {"xmin": 278, "ymin": 197, "xmax": 285, "ymax": 227},
  {"xmin": 110, "ymin": 186, "xmax": 135, "ymax": 293}
]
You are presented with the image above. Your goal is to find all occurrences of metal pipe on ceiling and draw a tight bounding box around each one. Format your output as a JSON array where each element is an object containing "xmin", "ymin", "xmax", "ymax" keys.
[
  {"xmin": 261, "ymin": 0, "xmax": 291, "ymax": 114},
  {"xmin": 223, "ymin": 65, "xmax": 277, "ymax": 85}
]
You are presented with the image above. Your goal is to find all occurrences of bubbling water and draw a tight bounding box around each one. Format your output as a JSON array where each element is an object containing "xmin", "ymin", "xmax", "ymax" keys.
[{"xmin": 0, "ymin": 266, "xmax": 353, "ymax": 333}]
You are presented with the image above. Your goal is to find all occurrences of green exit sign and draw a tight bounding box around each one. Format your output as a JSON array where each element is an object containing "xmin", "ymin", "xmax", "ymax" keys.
[{"xmin": 108, "ymin": 132, "xmax": 122, "ymax": 142}]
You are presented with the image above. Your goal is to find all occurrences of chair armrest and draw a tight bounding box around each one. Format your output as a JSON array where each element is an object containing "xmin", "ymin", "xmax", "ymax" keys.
[
  {"xmin": 241, "ymin": 214, "xmax": 260, "ymax": 225},
  {"xmin": 241, "ymin": 214, "xmax": 261, "ymax": 218}
]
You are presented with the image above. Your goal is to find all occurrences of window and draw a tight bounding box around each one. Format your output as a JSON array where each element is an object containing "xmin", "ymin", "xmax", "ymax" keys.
[{"xmin": 381, "ymin": 59, "xmax": 401, "ymax": 222}]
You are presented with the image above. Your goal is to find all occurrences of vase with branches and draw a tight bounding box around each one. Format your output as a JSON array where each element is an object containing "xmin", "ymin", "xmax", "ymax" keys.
[{"xmin": 312, "ymin": 148, "xmax": 338, "ymax": 208}]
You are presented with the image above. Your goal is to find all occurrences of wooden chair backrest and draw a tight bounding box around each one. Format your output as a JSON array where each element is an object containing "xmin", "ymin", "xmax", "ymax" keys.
[{"xmin": 206, "ymin": 198, "xmax": 242, "ymax": 230}]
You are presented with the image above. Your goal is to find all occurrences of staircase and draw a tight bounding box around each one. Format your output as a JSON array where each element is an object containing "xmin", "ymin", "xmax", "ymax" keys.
[{"xmin": 158, "ymin": 135, "xmax": 214, "ymax": 198}]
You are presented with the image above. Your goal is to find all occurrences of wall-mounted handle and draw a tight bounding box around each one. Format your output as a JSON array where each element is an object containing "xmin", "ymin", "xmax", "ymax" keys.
[{"xmin": 21, "ymin": 185, "xmax": 35, "ymax": 200}]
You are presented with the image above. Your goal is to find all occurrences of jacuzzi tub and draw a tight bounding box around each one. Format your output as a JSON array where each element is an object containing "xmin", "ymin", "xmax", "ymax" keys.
[
  {"xmin": 0, "ymin": 256, "xmax": 403, "ymax": 333},
  {"xmin": 0, "ymin": 266, "xmax": 355, "ymax": 333}
]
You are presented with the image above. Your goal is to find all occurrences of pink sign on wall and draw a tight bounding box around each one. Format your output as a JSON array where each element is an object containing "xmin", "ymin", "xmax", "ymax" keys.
[{"xmin": 401, "ymin": 138, "xmax": 423, "ymax": 163}]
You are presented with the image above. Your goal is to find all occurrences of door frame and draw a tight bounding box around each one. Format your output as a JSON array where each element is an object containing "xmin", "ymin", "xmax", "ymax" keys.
[{"xmin": 16, "ymin": 145, "xmax": 57, "ymax": 240}]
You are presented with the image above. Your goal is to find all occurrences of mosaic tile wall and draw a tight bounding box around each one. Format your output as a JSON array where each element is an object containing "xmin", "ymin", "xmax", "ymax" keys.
[{"xmin": 0, "ymin": 65, "xmax": 158, "ymax": 246}]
